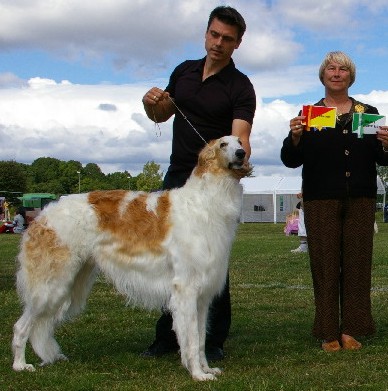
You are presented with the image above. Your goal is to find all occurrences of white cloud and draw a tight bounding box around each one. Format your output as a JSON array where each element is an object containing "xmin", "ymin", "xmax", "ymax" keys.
[
  {"xmin": 1, "ymin": 1, "xmax": 388, "ymax": 177},
  {"xmin": 0, "ymin": 0, "xmax": 308, "ymax": 77},
  {"xmin": 275, "ymin": 0, "xmax": 388, "ymax": 33},
  {"xmin": 0, "ymin": 77, "xmax": 176, "ymax": 174},
  {"xmin": 1, "ymin": 73, "xmax": 387, "ymax": 177},
  {"xmin": 1, "ymin": 0, "xmax": 387, "ymax": 77},
  {"xmin": 250, "ymin": 65, "xmax": 320, "ymax": 99},
  {"xmin": 0, "ymin": 72, "xmax": 27, "ymax": 88},
  {"xmin": 353, "ymin": 90, "xmax": 388, "ymax": 115}
]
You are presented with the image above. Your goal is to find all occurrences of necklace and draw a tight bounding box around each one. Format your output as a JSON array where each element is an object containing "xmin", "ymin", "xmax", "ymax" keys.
[{"xmin": 323, "ymin": 98, "xmax": 352, "ymax": 121}]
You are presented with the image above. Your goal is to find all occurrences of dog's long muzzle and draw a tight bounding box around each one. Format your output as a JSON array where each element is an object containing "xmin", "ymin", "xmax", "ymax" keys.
[
  {"xmin": 235, "ymin": 148, "xmax": 246, "ymax": 160},
  {"xmin": 229, "ymin": 148, "xmax": 246, "ymax": 169}
]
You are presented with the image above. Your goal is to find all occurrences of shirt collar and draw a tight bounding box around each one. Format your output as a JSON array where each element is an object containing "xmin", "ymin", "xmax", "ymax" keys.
[{"xmin": 194, "ymin": 57, "xmax": 236, "ymax": 83}]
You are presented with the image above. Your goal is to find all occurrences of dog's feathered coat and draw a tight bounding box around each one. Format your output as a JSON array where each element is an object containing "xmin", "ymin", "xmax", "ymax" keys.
[{"xmin": 12, "ymin": 135, "xmax": 251, "ymax": 381}]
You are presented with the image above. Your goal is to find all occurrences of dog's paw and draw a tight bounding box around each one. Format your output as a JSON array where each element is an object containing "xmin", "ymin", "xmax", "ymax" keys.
[
  {"xmin": 192, "ymin": 372, "xmax": 218, "ymax": 381},
  {"xmin": 39, "ymin": 353, "xmax": 68, "ymax": 367},
  {"xmin": 13, "ymin": 363, "xmax": 36, "ymax": 372},
  {"xmin": 206, "ymin": 366, "xmax": 222, "ymax": 375},
  {"xmin": 57, "ymin": 354, "xmax": 69, "ymax": 362},
  {"xmin": 200, "ymin": 363, "xmax": 223, "ymax": 375}
]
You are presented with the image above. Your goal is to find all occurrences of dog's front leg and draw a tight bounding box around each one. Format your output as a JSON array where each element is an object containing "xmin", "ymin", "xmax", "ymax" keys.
[
  {"xmin": 170, "ymin": 287, "xmax": 217, "ymax": 381},
  {"xmin": 197, "ymin": 297, "xmax": 222, "ymax": 376}
]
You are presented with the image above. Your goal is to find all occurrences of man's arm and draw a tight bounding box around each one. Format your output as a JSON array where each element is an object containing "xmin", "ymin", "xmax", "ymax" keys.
[{"xmin": 231, "ymin": 118, "xmax": 252, "ymax": 160}]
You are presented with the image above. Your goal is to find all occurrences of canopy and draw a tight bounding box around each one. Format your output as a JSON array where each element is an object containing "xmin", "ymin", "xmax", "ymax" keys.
[
  {"xmin": 241, "ymin": 176, "xmax": 386, "ymax": 223},
  {"xmin": 241, "ymin": 176, "xmax": 302, "ymax": 195},
  {"xmin": 241, "ymin": 176, "xmax": 301, "ymax": 223}
]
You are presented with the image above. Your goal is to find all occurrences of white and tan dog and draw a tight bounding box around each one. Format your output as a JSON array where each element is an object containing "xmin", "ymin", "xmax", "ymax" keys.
[{"xmin": 12, "ymin": 135, "xmax": 251, "ymax": 381}]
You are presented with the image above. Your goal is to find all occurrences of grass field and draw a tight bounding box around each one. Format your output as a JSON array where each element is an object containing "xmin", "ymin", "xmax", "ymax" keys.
[{"xmin": 2, "ymin": 219, "xmax": 388, "ymax": 390}]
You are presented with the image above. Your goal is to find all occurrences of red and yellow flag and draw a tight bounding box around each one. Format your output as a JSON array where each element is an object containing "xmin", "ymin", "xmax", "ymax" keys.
[{"xmin": 302, "ymin": 105, "xmax": 337, "ymax": 131}]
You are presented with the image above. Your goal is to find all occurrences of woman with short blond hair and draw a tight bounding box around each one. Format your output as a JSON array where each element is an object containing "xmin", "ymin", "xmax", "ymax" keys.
[{"xmin": 281, "ymin": 51, "xmax": 388, "ymax": 352}]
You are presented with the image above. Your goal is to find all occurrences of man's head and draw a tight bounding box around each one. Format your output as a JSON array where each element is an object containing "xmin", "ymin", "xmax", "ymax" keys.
[
  {"xmin": 205, "ymin": 6, "xmax": 246, "ymax": 63},
  {"xmin": 207, "ymin": 6, "xmax": 246, "ymax": 42}
]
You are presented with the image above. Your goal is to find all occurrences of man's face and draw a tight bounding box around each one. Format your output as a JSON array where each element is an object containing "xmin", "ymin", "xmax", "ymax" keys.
[{"xmin": 205, "ymin": 18, "xmax": 241, "ymax": 62}]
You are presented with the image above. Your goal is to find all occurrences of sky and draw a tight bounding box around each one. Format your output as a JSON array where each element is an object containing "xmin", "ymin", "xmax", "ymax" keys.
[{"xmin": 1, "ymin": 0, "xmax": 388, "ymax": 178}]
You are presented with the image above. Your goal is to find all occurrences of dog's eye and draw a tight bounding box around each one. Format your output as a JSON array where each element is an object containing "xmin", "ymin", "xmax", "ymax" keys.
[{"xmin": 220, "ymin": 142, "xmax": 228, "ymax": 148}]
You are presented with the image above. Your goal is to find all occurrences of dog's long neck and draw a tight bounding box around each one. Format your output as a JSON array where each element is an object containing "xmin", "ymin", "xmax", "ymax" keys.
[{"xmin": 181, "ymin": 169, "xmax": 243, "ymax": 216}]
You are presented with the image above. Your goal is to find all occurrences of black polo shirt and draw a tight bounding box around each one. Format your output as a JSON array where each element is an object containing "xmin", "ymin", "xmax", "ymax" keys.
[{"xmin": 165, "ymin": 57, "xmax": 256, "ymax": 173}]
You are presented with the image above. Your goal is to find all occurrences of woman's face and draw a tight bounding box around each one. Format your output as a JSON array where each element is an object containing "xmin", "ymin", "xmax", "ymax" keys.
[{"xmin": 322, "ymin": 61, "xmax": 352, "ymax": 92}]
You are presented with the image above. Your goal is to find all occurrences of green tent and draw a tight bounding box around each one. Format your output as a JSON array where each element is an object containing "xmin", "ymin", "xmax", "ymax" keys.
[{"xmin": 18, "ymin": 193, "xmax": 57, "ymax": 209}]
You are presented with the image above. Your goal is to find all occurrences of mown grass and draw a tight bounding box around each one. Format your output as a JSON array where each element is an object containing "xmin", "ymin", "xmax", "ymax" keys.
[{"xmin": 2, "ymin": 217, "xmax": 388, "ymax": 390}]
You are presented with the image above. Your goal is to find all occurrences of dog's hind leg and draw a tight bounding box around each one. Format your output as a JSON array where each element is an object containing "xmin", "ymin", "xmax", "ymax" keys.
[
  {"xmin": 17, "ymin": 290, "xmax": 70, "ymax": 369},
  {"xmin": 12, "ymin": 309, "xmax": 36, "ymax": 371},
  {"xmin": 28, "ymin": 262, "xmax": 98, "ymax": 367},
  {"xmin": 13, "ymin": 298, "xmax": 67, "ymax": 370},
  {"xmin": 170, "ymin": 286, "xmax": 217, "ymax": 381},
  {"xmin": 13, "ymin": 263, "xmax": 92, "ymax": 370},
  {"xmin": 29, "ymin": 316, "xmax": 68, "ymax": 367}
]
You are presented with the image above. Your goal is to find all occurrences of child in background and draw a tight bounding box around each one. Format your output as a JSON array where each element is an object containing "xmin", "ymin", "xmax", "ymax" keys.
[{"xmin": 291, "ymin": 192, "xmax": 308, "ymax": 253}]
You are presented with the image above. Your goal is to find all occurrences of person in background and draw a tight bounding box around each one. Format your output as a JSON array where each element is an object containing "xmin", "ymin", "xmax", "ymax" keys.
[
  {"xmin": 2, "ymin": 207, "xmax": 26, "ymax": 233},
  {"xmin": 3, "ymin": 200, "xmax": 11, "ymax": 221},
  {"xmin": 141, "ymin": 6, "xmax": 256, "ymax": 362},
  {"xmin": 281, "ymin": 51, "xmax": 388, "ymax": 352},
  {"xmin": 291, "ymin": 192, "xmax": 308, "ymax": 253}
]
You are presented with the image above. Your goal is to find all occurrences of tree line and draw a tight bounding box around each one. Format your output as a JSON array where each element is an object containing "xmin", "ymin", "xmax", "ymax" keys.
[
  {"xmin": 377, "ymin": 165, "xmax": 388, "ymax": 189},
  {"xmin": 1, "ymin": 157, "xmax": 387, "ymax": 204},
  {"xmin": 0, "ymin": 157, "xmax": 164, "ymax": 200}
]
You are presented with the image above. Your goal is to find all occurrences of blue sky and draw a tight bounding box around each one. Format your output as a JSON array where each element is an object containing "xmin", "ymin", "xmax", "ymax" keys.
[{"xmin": 1, "ymin": 0, "xmax": 388, "ymax": 177}]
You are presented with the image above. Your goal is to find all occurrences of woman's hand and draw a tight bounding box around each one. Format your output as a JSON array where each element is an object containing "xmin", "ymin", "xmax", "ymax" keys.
[
  {"xmin": 289, "ymin": 115, "xmax": 306, "ymax": 146},
  {"xmin": 377, "ymin": 126, "xmax": 388, "ymax": 150}
]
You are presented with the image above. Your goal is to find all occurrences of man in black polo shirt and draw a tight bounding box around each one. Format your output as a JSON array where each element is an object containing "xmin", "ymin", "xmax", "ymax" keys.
[{"xmin": 142, "ymin": 5, "xmax": 256, "ymax": 361}]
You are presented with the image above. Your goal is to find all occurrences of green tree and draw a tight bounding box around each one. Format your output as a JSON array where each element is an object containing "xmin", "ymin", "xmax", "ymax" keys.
[
  {"xmin": 84, "ymin": 163, "xmax": 105, "ymax": 180},
  {"xmin": 59, "ymin": 160, "xmax": 83, "ymax": 194},
  {"xmin": 76, "ymin": 177, "xmax": 113, "ymax": 193},
  {"xmin": 135, "ymin": 161, "xmax": 163, "ymax": 192},
  {"xmin": 29, "ymin": 157, "xmax": 62, "ymax": 183},
  {"xmin": 28, "ymin": 179, "xmax": 66, "ymax": 194},
  {"xmin": 1, "ymin": 157, "xmax": 167, "ymax": 197},
  {"xmin": 0, "ymin": 160, "xmax": 28, "ymax": 193},
  {"xmin": 377, "ymin": 165, "xmax": 388, "ymax": 190},
  {"xmin": 106, "ymin": 171, "xmax": 134, "ymax": 190}
]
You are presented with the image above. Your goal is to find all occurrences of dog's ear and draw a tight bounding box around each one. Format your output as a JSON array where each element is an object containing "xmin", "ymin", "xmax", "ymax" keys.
[{"xmin": 198, "ymin": 140, "xmax": 217, "ymax": 167}]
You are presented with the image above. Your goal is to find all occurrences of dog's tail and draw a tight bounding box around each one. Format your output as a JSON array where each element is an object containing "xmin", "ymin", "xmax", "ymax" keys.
[{"xmin": 65, "ymin": 260, "xmax": 99, "ymax": 320}]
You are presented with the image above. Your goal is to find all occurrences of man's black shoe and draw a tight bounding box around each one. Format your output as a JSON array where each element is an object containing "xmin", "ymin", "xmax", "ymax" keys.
[
  {"xmin": 140, "ymin": 340, "xmax": 179, "ymax": 358},
  {"xmin": 205, "ymin": 346, "xmax": 224, "ymax": 362}
]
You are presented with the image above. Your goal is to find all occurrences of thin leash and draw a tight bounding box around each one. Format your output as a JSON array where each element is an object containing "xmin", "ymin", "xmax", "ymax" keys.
[{"xmin": 152, "ymin": 97, "xmax": 208, "ymax": 145}]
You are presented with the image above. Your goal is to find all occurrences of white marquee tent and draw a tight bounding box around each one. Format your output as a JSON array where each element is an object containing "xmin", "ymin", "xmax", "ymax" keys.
[{"xmin": 240, "ymin": 176, "xmax": 386, "ymax": 223}]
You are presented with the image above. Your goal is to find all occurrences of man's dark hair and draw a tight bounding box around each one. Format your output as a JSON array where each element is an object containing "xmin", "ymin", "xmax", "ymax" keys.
[{"xmin": 207, "ymin": 6, "xmax": 246, "ymax": 41}]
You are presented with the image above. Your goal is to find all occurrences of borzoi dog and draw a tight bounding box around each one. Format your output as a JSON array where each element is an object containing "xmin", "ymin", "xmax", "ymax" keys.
[{"xmin": 12, "ymin": 135, "xmax": 251, "ymax": 381}]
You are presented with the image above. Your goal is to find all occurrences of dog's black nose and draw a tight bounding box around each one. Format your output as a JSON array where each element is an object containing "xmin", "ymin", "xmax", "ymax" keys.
[{"xmin": 235, "ymin": 149, "xmax": 246, "ymax": 159}]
